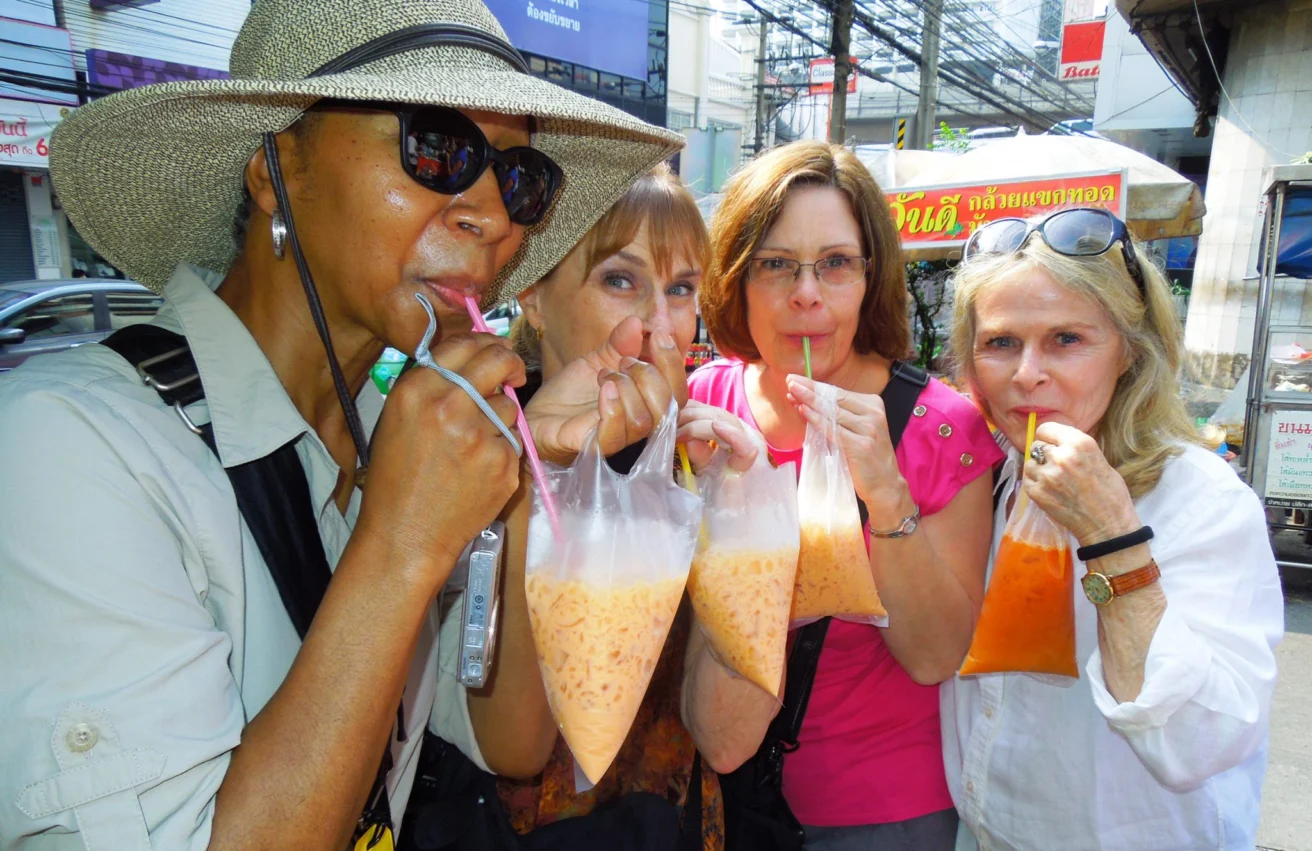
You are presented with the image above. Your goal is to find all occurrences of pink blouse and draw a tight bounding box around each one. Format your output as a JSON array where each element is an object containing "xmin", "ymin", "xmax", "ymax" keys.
[{"xmin": 687, "ymin": 359, "xmax": 1002, "ymax": 826}]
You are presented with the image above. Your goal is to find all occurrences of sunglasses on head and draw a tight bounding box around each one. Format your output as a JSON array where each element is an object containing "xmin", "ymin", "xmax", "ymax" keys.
[
  {"xmin": 963, "ymin": 207, "xmax": 1146, "ymax": 298},
  {"xmin": 312, "ymin": 99, "xmax": 564, "ymax": 226}
]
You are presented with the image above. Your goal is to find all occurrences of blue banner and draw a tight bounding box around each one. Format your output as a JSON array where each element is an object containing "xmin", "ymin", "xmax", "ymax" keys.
[{"xmin": 484, "ymin": 0, "xmax": 650, "ymax": 81}]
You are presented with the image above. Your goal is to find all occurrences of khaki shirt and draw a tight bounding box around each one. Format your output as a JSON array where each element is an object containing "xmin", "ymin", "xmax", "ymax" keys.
[{"xmin": 0, "ymin": 263, "xmax": 485, "ymax": 849}]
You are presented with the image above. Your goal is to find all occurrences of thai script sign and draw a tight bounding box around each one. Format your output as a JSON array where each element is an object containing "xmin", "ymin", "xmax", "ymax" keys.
[
  {"xmin": 885, "ymin": 170, "xmax": 1128, "ymax": 250},
  {"xmin": 0, "ymin": 98, "xmax": 68, "ymax": 168},
  {"xmin": 1265, "ymin": 409, "xmax": 1312, "ymax": 508}
]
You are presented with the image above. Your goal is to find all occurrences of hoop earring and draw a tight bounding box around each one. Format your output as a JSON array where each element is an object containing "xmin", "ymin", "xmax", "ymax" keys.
[{"xmin": 271, "ymin": 208, "xmax": 287, "ymax": 259}]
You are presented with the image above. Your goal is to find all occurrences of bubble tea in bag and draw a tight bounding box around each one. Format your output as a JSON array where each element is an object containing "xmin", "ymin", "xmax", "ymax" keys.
[
  {"xmin": 960, "ymin": 424, "xmax": 1077, "ymax": 680},
  {"xmin": 793, "ymin": 381, "xmax": 887, "ymax": 626},
  {"xmin": 525, "ymin": 401, "xmax": 702, "ymax": 786},
  {"xmin": 686, "ymin": 427, "xmax": 799, "ymax": 695}
]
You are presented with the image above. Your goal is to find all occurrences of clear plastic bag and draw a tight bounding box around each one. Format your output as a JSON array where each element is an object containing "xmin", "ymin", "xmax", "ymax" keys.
[
  {"xmin": 959, "ymin": 490, "xmax": 1077, "ymax": 680},
  {"xmin": 525, "ymin": 401, "xmax": 702, "ymax": 787},
  {"xmin": 686, "ymin": 428, "xmax": 800, "ymax": 695},
  {"xmin": 793, "ymin": 381, "xmax": 887, "ymax": 626}
]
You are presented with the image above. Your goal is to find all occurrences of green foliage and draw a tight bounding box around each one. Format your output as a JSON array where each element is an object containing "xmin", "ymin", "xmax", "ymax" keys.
[
  {"xmin": 906, "ymin": 260, "xmax": 954, "ymax": 371},
  {"xmin": 930, "ymin": 121, "xmax": 970, "ymax": 154}
]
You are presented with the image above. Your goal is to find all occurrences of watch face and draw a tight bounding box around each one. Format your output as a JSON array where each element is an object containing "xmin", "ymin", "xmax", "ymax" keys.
[
  {"xmin": 1082, "ymin": 572, "xmax": 1114, "ymax": 606},
  {"xmin": 903, "ymin": 517, "xmax": 919, "ymax": 537}
]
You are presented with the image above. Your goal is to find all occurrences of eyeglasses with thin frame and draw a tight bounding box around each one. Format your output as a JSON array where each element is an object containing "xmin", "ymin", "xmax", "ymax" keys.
[
  {"xmin": 312, "ymin": 99, "xmax": 564, "ymax": 226},
  {"xmin": 747, "ymin": 255, "xmax": 869, "ymax": 287},
  {"xmin": 962, "ymin": 207, "xmax": 1146, "ymax": 298}
]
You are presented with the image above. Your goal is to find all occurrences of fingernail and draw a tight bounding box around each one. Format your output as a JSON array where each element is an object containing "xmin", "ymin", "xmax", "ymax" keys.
[
  {"xmin": 655, "ymin": 330, "xmax": 676, "ymax": 349},
  {"xmin": 602, "ymin": 381, "xmax": 619, "ymax": 401}
]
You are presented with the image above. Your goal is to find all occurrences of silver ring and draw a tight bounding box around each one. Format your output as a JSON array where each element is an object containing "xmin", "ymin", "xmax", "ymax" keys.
[{"xmin": 1029, "ymin": 443, "xmax": 1047, "ymax": 465}]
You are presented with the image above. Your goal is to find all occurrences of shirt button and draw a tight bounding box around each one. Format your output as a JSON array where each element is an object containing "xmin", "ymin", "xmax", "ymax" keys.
[
  {"xmin": 961, "ymin": 453, "xmax": 974, "ymax": 467},
  {"xmin": 966, "ymin": 781, "xmax": 975, "ymax": 794},
  {"xmin": 913, "ymin": 404, "xmax": 927, "ymax": 417},
  {"xmin": 939, "ymin": 424, "xmax": 953, "ymax": 437},
  {"xmin": 984, "ymin": 707, "xmax": 994, "ymax": 719},
  {"xmin": 66, "ymin": 722, "xmax": 99, "ymax": 753}
]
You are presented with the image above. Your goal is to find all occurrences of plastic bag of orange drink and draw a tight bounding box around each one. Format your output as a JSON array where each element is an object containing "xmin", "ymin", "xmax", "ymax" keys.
[
  {"xmin": 685, "ymin": 427, "xmax": 799, "ymax": 696},
  {"xmin": 959, "ymin": 487, "xmax": 1077, "ymax": 680},
  {"xmin": 793, "ymin": 381, "xmax": 888, "ymax": 627},
  {"xmin": 525, "ymin": 400, "xmax": 702, "ymax": 788}
]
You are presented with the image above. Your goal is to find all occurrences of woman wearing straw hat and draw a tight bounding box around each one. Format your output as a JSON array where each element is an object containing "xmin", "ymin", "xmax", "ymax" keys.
[{"xmin": 0, "ymin": 0, "xmax": 683, "ymax": 848}]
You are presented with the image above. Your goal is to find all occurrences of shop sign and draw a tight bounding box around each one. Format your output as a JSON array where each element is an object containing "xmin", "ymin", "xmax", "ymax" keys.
[
  {"xmin": 1059, "ymin": 19, "xmax": 1105, "ymax": 81},
  {"xmin": 1264, "ymin": 410, "xmax": 1312, "ymax": 508},
  {"xmin": 0, "ymin": 98, "xmax": 68, "ymax": 168},
  {"xmin": 886, "ymin": 170, "xmax": 1127, "ymax": 250},
  {"xmin": 809, "ymin": 57, "xmax": 859, "ymax": 96}
]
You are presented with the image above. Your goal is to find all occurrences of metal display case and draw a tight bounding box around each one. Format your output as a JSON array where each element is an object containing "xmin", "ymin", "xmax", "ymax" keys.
[{"xmin": 1242, "ymin": 164, "xmax": 1312, "ymax": 568}]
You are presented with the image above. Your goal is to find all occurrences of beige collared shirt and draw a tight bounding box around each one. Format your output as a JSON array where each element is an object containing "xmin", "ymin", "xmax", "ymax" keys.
[{"xmin": 0, "ymin": 263, "xmax": 484, "ymax": 849}]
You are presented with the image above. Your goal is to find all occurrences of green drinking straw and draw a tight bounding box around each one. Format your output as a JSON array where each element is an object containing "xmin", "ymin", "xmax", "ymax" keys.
[{"xmin": 803, "ymin": 336, "xmax": 813, "ymax": 379}]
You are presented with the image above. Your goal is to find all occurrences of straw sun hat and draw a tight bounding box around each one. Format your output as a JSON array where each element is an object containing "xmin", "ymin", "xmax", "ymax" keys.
[{"xmin": 49, "ymin": 0, "xmax": 684, "ymax": 306}]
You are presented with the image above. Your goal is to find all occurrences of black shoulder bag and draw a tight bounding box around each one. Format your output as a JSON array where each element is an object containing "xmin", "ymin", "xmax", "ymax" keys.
[
  {"xmin": 101, "ymin": 325, "xmax": 399, "ymax": 848},
  {"xmin": 717, "ymin": 361, "xmax": 929, "ymax": 851}
]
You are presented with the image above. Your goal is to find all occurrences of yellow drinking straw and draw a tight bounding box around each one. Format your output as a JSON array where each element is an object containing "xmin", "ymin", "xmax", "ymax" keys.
[
  {"xmin": 1019, "ymin": 411, "xmax": 1038, "ymax": 512},
  {"xmin": 803, "ymin": 336, "xmax": 813, "ymax": 379},
  {"xmin": 676, "ymin": 442, "xmax": 709, "ymax": 548}
]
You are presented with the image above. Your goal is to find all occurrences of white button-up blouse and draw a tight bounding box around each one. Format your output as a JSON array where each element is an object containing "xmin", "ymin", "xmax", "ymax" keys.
[{"xmin": 942, "ymin": 441, "xmax": 1284, "ymax": 851}]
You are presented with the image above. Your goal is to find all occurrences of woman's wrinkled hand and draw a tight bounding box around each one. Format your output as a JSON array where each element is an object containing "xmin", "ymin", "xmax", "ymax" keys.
[
  {"xmin": 786, "ymin": 375, "xmax": 908, "ymax": 516},
  {"xmin": 676, "ymin": 401, "xmax": 761, "ymax": 473},
  {"xmin": 1022, "ymin": 422, "xmax": 1139, "ymax": 544},
  {"xmin": 525, "ymin": 317, "xmax": 685, "ymax": 466}
]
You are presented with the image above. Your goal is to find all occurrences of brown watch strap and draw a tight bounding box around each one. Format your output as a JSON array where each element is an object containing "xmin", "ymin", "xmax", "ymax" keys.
[{"xmin": 1108, "ymin": 559, "xmax": 1161, "ymax": 597}]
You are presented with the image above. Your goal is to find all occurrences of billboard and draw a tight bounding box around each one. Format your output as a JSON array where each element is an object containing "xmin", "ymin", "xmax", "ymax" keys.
[
  {"xmin": 0, "ymin": 19, "xmax": 77, "ymax": 106},
  {"xmin": 1060, "ymin": 19, "xmax": 1105, "ymax": 81},
  {"xmin": 483, "ymin": 0, "xmax": 649, "ymax": 81},
  {"xmin": 886, "ymin": 171, "xmax": 1127, "ymax": 250},
  {"xmin": 808, "ymin": 58, "xmax": 859, "ymax": 96}
]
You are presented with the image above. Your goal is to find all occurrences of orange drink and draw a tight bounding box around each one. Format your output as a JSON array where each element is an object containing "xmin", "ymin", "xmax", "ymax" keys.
[
  {"xmin": 687, "ymin": 545, "xmax": 797, "ymax": 694},
  {"xmin": 792, "ymin": 522, "xmax": 886, "ymax": 623},
  {"xmin": 525, "ymin": 573, "xmax": 686, "ymax": 784},
  {"xmin": 960, "ymin": 536, "xmax": 1077, "ymax": 678}
]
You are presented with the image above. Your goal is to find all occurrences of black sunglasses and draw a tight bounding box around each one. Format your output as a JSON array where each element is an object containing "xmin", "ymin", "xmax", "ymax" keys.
[
  {"xmin": 313, "ymin": 99, "xmax": 564, "ymax": 226},
  {"xmin": 963, "ymin": 207, "xmax": 1145, "ymax": 297}
]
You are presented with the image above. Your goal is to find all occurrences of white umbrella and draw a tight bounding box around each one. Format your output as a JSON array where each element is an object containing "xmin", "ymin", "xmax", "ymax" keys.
[{"xmin": 911, "ymin": 134, "xmax": 1206, "ymax": 239}]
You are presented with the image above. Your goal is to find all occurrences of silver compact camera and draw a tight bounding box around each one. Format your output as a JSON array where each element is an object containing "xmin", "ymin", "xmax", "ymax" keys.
[{"xmin": 444, "ymin": 521, "xmax": 505, "ymax": 688}]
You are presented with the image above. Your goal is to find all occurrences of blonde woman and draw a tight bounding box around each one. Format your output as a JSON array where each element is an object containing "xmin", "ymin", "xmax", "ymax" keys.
[{"xmin": 942, "ymin": 208, "xmax": 1284, "ymax": 851}]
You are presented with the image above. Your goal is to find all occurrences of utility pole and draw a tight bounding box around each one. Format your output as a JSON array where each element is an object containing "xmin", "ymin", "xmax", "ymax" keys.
[
  {"xmin": 913, "ymin": 0, "xmax": 943, "ymax": 149},
  {"xmin": 753, "ymin": 17, "xmax": 769, "ymax": 154},
  {"xmin": 828, "ymin": 0, "xmax": 854, "ymax": 144}
]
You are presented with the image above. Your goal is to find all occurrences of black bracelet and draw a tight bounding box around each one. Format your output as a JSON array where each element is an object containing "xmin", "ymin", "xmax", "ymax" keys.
[{"xmin": 1076, "ymin": 526, "xmax": 1154, "ymax": 562}]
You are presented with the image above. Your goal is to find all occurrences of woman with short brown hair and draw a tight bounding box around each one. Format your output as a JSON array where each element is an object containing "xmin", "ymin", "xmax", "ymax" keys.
[{"xmin": 683, "ymin": 141, "xmax": 1000, "ymax": 850}]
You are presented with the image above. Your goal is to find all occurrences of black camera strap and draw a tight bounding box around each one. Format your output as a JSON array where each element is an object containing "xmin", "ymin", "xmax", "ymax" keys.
[
  {"xmin": 100, "ymin": 323, "xmax": 396, "ymax": 841},
  {"xmin": 753, "ymin": 360, "xmax": 929, "ymax": 812}
]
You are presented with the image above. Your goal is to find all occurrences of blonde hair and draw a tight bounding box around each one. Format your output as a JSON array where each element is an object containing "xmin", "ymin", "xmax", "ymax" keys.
[
  {"xmin": 700, "ymin": 140, "xmax": 908, "ymax": 361},
  {"xmin": 950, "ymin": 236, "xmax": 1199, "ymax": 498},
  {"xmin": 510, "ymin": 162, "xmax": 708, "ymax": 368}
]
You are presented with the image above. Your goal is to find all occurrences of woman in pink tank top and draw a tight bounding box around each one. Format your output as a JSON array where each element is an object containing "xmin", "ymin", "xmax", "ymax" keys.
[{"xmin": 676, "ymin": 141, "xmax": 1001, "ymax": 850}]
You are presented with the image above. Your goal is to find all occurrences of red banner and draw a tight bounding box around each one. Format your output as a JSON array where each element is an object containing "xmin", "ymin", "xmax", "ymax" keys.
[
  {"xmin": 1059, "ymin": 19, "xmax": 1105, "ymax": 81},
  {"xmin": 886, "ymin": 171, "xmax": 1128, "ymax": 250}
]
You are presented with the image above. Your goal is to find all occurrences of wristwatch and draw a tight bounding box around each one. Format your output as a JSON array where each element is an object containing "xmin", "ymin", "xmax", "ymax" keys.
[
  {"xmin": 1081, "ymin": 559, "xmax": 1161, "ymax": 606},
  {"xmin": 870, "ymin": 504, "xmax": 921, "ymax": 539}
]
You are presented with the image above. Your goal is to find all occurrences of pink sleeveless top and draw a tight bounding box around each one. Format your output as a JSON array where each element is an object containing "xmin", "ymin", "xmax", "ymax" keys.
[{"xmin": 687, "ymin": 359, "xmax": 1002, "ymax": 826}]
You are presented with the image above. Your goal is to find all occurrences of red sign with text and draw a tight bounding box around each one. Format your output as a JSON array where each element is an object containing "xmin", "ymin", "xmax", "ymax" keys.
[
  {"xmin": 809, "ymin": 58, "xmax": 859, "ymax": 95},
  {"xmin": 1059, "ymin": 19, "xmax": 1105, "ymax": 81},
  {"xmin": 886, "ymin": 171, "xmax": 1127, "ymax": 250}
]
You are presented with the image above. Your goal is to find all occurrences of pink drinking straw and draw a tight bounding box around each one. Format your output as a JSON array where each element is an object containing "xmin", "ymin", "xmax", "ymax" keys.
[{"xmin": 465, "ymin": 296, "xmax": 564, "ymax": 544}]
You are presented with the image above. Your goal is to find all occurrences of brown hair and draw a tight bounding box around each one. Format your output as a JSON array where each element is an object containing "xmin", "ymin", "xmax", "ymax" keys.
[
  {"xmin": 510, "ymin": 161, "xmax": 708, "ymax": 366},
  {"xmin": 700, "ymin": 140, "xmax": 908, "ymax": 361}
]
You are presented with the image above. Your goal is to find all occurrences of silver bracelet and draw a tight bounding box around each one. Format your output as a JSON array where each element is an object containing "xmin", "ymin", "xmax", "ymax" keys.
[{"xmin": 869, "ymin": 504, "xmax": 921, "ymax": 539}]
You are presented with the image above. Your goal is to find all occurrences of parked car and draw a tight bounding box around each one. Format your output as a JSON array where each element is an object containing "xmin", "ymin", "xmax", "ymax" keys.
[{"xmin": 0, "ymin": 278, "xmax": 163, "ymax": 372}]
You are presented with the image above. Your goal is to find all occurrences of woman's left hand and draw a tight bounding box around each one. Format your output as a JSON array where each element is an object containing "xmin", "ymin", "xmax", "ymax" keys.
[
  {"xmin": 786, "ymin": 375, "xmax": 908, "ymax": 515},
  {"xmin": 1023, "ymin": 422, "xmax": 1140, "ymax": 544}
]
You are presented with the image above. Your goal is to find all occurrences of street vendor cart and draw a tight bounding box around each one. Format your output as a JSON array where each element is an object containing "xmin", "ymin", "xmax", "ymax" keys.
[{"xmin": 1242, "ymin": 164, "xmax": 1312, "ymax": 570}]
